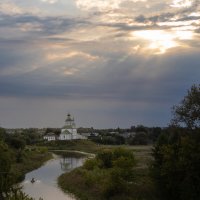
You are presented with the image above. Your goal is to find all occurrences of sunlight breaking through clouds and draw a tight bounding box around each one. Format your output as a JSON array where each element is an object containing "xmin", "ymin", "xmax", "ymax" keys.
[
  {"xmin": 170, "ymin": 0, "xmax": 193, "ymax": 8},
  {"xmin": 132, "ymin": 30, "xmax": 178, "ymax": 54},
  {"xmin": 76, "ymin": 0, "xmax": 120, "ymax": 11},
  {"xmin": 132, "ymin": 29, "xmax": 193, "ymax": 54},
  {"xmin": 46, "ymin": 51, "xmax": 100, "ymax": 62},
  {"xmin": 0, "ymin": 0, "xmax": 200, "ymax": 128},
  {"xmin": 41, "ymin": 0, "xmax": 58, "ymax": 4},
  {"xmin": 63, "ymin": 68, "xmax": 79, "ymax": 76},
  {"xmin": 76, "ymin": 0, "xmax": 147, "ymax": 11}
]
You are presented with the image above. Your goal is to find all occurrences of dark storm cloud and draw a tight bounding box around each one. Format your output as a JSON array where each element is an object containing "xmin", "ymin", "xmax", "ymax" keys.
[
  {"xmin": 94, "ymin": 52, "xmax": 200, "ymax": 103},
  {"xmin": 0, "ymin": 0, "xmax": 200, "ymax": 128},
  {"xmin": 97, "ymin": 22, "xmax": 162, "ymax": 32},
  {"xmin": 0, "ymin": 13, "xmax": 90, "ymax": 37},
  {"xmin": 1, "ymin": 47, "xmax": 199, "ymax": 108},
  {"xmin": 135, "ymin": 13, "xmax": 174, "ymax": 24},
  {"xmin": 177, "ymin": 15, "xmax": 200, "ymax": 22},
  {"xmin": 0, "ymin": 38, "xmax": 45, "ymax": 74},
  {"xmin": 0, "ymin": 8, "xmax": 199, "ymax": 102},
  {"xmin": 135, "ymin": 0, "xmax": 200, "ymax": 24}
]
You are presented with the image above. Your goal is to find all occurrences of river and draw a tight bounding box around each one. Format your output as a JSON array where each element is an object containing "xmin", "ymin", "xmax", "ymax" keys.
[{"xmin": 21, "ymin": 154, "xmax": 85, "ymax": 200}]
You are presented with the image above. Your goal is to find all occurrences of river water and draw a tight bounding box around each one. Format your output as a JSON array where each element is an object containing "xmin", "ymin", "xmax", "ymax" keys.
[{"xmin": 21, "ymin": 154, "xmax": 85, "ymax": 200}]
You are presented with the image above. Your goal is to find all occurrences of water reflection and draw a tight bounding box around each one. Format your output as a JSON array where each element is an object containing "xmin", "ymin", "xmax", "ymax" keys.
[
  {"xmin": 21, "ymin": 154, "xmax": 85, "ymax": 200},
  {"xmin": 60, "ymin": 157, "xmax": 83, "ymax": 170}
]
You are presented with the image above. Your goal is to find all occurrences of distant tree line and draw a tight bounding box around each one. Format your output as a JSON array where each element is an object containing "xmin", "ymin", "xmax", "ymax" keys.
[{"xmin": 84, "ymin": 125, "xmax": 163, "ymax": 145}]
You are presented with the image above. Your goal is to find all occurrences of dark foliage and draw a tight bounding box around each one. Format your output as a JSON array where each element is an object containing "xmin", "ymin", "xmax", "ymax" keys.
[
  {"xmin": 152, "ymin": 84, "xmax": 200, "ymax": 200},
  {"xmin": 171, "ymin": 84, "xmax": 200, "ymax": 129}
]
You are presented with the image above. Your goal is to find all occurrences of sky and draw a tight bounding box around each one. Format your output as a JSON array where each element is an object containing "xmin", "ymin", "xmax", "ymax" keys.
[{"xmin": 0, "ymin": 0, "xmax": 200, "ymax": 128}]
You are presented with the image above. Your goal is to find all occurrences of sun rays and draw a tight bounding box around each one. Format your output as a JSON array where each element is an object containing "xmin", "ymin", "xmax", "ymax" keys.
[{"xmin": 131, "ymin": 29, "xmax": 194, "ymax": 54}]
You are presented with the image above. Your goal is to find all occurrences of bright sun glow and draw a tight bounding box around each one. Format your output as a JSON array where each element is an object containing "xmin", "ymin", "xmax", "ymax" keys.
[
  {"xmin": 170, "ymin": 0, "xmax": 192, "ymax": 8},
  {"xmin": 133, "ymin": 30, "xmax": 178, "ymax": 54},
  {"xmin": 132, "ymin": 30, "xmax": 193, "ymax": 54}
]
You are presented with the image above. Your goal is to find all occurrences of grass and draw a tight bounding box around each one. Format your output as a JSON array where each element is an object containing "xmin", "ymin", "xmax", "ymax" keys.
[
  {"xmin": 94, "ymin": 144, "xmax": 153, "ymax": 169},
  {"xmin": 58, "ymin": 167, "xmax": 106, "ymax": 200},
  {"xmin": 42, "ymin": 140, "xmax": 102, "ymax": 153}
]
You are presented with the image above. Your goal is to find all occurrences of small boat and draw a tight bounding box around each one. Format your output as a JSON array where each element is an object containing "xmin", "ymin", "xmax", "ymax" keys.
[{"xmin": 31, "ymin": 178, "xmax": 35, "ymax": 183}]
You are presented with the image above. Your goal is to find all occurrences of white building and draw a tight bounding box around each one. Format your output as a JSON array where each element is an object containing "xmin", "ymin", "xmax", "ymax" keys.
[
  {"xmin": 59, "ymin": 113, "xmax": 86, "ymax": 140},
  {"xmin": 43, "ymin": 132, "xmax": 56, "ymax": 141}
]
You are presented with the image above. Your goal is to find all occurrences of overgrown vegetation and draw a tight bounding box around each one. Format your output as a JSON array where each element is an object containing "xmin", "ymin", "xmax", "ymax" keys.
[
  {"xmin": 0, "ymin": 128, "xmax": 51, "ymax": 200},
  {"xmin": 151, "ymin": 84, "xmax": 200, "ymax": 200},
  {"xmin": 42, "ymin": 139, "xmax": 102, "ymax": 153},
  {"xmin": 58, "ymin": 148, "xmax": 157, "ymax": 200},
  {"xmin": 5, "ymin": 186, "xmax": 43, "ymax": 200},
  {"xmin": 152, "ymin": 129, "xmax": 200, "ymax": 200}
]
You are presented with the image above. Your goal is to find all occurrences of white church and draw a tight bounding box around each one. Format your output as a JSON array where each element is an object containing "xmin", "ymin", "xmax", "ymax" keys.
[
  {"xmin": 59, "ymin": 113, "xmax": 85, "ymax": 140},
  {"xmin": 44, "ymin": 113, "xmax": 86, "ymax": 141}
]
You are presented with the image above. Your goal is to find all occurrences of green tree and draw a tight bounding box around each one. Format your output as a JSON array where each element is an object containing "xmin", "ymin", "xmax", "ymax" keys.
[
  {"xmin": 5, "ymin": 186, "xmax": 43, "ymax": 200},
  {"xmin": 152, "ymin": 84, "xmax": 200, "ymax": 200},
  {"xmin": 152, "ymin": 132, "xmax": 200, "ymax": 200},
  {"xmin": 8, "ymin": 137, "xmax": 26, "ymax": 150},
  {"xmin": 98, "ymin": 148, "xmax": 136, "ymax": 199},
  {"xmin": 0, "ymin": 128, "xmax": 6, "ymax": 141},
  {"xmin": 129, "ymin": 132, "xmax": 149, "ymax": 145},
  {"xmin": 0, "ymin": 141, "xmax": 13, "ymax": 199},
  {"xmin": 171, "ymin": 84, "xmax": 200, "ymax": 129}
]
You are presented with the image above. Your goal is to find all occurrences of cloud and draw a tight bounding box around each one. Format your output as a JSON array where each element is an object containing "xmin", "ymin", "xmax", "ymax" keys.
[
  {"xmin": 75, "ymin": 0, "xmax": 148, "ymax": 12},
  {"xmin": 0, "ymin": 0, "xmax": 199, "ymax": 128},
  {"xmin": 135, "ymin": 13, "xmax": 174, "ymax": 24},
  {"xmin": 46, "ymin": 51, "xmax": 99, "ymax": 62},
  {"xmin": 170, "ymin": 0, "xmax": 193, "ymax": 8},
  {"xmin": 134, "ymin": 0, "xmax": 200, "ymax": 24},
  {"xmin": 76, "ymin": 0, "xmax": 119, "ymax": 11},
  {"xmin": 1, "ymin": 38, "xmax": 199, "ymax": 102},
  {"xmin": 41, "ymin": 0, "xmax": 58, "ymax": 4},
  {"xmin": 0, "ymin": 2, "xmax": 23, "ymax": 15},
  {"xmin": 0, "ymin": 13, "xmax": 91, "ymax": 41}
]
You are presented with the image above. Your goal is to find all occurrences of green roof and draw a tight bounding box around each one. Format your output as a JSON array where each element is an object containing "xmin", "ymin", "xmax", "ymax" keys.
[
  {"xmin": 61, "ymin": 129, "xmax": 71, "ymax": 134},
  {"xmin": 62, "ymin": 125, "xmax": 73, "ymax": 129}
]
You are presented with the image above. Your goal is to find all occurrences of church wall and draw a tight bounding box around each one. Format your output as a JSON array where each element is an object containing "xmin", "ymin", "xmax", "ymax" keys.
[{"xmin": 59, "ymin": 133, "xmax": 72, "ymax": 140}]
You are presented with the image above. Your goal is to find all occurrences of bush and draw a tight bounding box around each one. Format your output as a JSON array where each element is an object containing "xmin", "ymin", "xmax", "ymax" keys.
[
  {"xmin": 84, "ymin": 159, "xmax": 99, "ymax": 170},
  {"xmin": 96, "ymin": 150, "xmax": 113, "ymax": 168},
  {"xmin": 59, "ymin": 148, "xmax": 137, "ymax": 200}
]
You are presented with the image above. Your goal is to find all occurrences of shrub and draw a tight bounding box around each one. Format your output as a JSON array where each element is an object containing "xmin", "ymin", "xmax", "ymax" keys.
[{"xmin": 84, "ymin": 159, "xmax": 99, "ymax": 170}]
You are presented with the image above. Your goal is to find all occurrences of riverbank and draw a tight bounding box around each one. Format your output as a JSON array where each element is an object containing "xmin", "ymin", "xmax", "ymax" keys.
[
  {"xmin": 51, "ymin": 150, "xmax": 95, "ymax": 158},
  {"xmin": 21, "ymin": 152, "xmax": 86, "ymax": 200},
  {"xmin": 11, "ymin": 147, "xmax": 52, "ymax": 182},
  {"xmin": 42, "ymin": 140, "xmax": 102, "ymax": 153},
  {"xmin": 58, "ymin": 147, "xmax": 157, "ymax": 200}
]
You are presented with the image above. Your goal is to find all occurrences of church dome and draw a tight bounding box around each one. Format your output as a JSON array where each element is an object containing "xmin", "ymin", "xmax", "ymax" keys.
[
  {"xmin": 63, "ymin": 113, "xmax": 76, "ymax": 129},
  {"xmin": 65, "ymin": 113, "xmax": 74, "ymax": 122}
]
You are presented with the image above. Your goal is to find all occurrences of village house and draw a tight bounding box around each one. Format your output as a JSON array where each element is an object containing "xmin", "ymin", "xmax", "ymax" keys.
[{"xmin": 43, "ymin": 132, "xmax": 57, "ymax": 141}]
